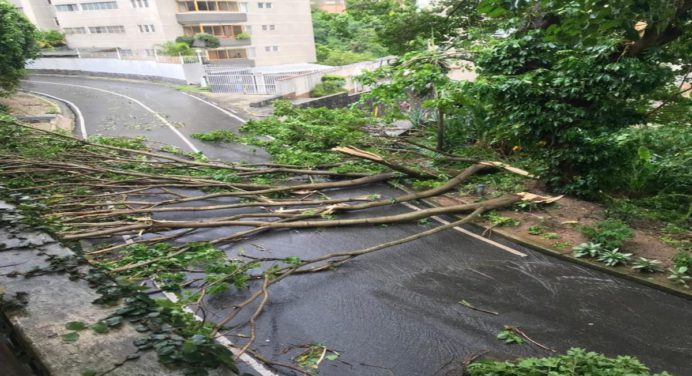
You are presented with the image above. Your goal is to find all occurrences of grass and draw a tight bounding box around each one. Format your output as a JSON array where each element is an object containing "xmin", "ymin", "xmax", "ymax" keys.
[{"xmin": 175, "ymin": 85, "xmax": 209, "ymax": 93}]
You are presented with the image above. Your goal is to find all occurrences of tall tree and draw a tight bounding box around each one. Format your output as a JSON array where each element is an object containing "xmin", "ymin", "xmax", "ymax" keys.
[
  {"xmin": 464, "ymin": 0, "xmax": 691, "ymax": 194},
  {"xmin": 0, "ymin": 1, "xmax": 39, "ymax": 96}
]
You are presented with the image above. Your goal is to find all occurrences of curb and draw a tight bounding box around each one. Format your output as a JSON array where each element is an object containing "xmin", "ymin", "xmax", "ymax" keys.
[{"xmin": 389, "ymin": 182, "xmax": 692, "ymax": 300}]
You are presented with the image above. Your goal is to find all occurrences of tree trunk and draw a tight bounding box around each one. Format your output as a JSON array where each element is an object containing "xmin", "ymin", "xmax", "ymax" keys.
[{"xmin": 436, "ymin": 108, "xmax": 445, "ymax": 151}]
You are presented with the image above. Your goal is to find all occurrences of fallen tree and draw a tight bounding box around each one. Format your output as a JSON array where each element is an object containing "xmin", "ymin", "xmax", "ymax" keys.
[{"xmin": 0, "ymin": 120, "xmax": 550, "ymax": 375}]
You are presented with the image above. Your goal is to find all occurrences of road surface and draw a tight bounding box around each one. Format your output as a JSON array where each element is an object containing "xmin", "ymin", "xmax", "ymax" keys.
[{"xmin": 22, "ymin": 75, "xmax": 692, "ymax": 376}]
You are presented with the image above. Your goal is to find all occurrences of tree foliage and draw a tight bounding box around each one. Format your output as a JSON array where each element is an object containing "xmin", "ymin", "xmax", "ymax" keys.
[
  {"xmin": 36, "ymin": 30, "xmax": 66, "ymax": 49},
  {"xmin": 464, "ymin": 0, "xmax": 691, "ymax": 194},
  {"xmin": 0, "ymin": 1, "xmax": 39, "ymax": 96}
]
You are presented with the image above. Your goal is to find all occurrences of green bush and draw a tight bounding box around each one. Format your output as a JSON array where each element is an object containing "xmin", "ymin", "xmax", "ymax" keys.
[
  {"xmin": 193, "ymin": 33, "xmax": 220, "ymax": 48},
  {"xmin": 175, "ymin": 35, "xmax": 194, "ymax": 46},
  {"xmin": 36, "ymin": 30, "xmax": 65, "ymax": 48},
  {"xmin": 160, "ymin": 41, "xmax": 194, "ymax": 56},
  {"xmin": 310, "ymin": 81, "xmax": 346, "ymax": 98},
  {"xmin": 235, "ymin": 32, "xmax": 250, "ymax": 40},
  {"xmin": 581, "ymin": 219, "xmax": 634, "ymax": 249},
  {"xmin": 321, "ymin": 74, "xmax": 345, "ymax": 83},
  {"xmin": 672, "ymin": 251, "xmax": 692, "ymax": 270},
  {"xmin": 467, "ymin": 347, "xmax": 671, "ymax": 375}
]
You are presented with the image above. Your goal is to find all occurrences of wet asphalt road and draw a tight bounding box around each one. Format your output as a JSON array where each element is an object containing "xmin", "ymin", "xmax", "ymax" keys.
[{"xmin": 21, "ymin": 75, "xmax": 692, "ymax": 375}]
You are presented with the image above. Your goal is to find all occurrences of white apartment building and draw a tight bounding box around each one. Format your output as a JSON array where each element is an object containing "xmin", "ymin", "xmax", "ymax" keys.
[{"xmin": 12, "ymin": 0, "xmax": 317, "ymax": 66}]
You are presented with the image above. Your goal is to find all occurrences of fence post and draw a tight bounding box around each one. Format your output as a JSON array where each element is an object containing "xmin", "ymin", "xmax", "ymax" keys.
[
  {"xmin": 179, "ymin": 53, "xmax": 184, "ymax": 64},
  {"xmin": 116, "ymin": 48, "xmax": 121, "ymax": 60},
  {"xmin": 75, "ymin": 48, "xmax": 81, "ymax": 59},
  {"xmin": 154, "ymin": 49, "xmax": 159, "ymax": 62}
]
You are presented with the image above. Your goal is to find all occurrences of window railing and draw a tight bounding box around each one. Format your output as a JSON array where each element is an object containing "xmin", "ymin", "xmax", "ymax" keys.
[{"xmin": 176, "ymin": 0, "xmax": 244, "ymax": 12}]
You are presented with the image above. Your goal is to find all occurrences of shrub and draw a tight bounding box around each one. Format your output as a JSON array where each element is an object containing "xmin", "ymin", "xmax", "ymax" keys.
[
  {"xmin": 668, "ymin": 266, "xmax": 690, "ymax": 288},
  {"xmin": 235, "ymin": 32, "xmax": 250, "ymax": 40},
  {"xmin": 581, "ymin": 219, "xmax": 634, "ymax": 249},
  {"xmin": 632, "ymin": 257, "xmax": 662, "ymax": 273},
  {"xmin": 36, "ymin": 30, "xmax": 65, "ymax": 48},
  {"xmin": 672, "ymin": 251, "xmax": 692, "ymax": 269},
  {"xmin": 572, "ymin": 242, "xmax": 603, "ymax": 258},
  {"xmin": 467, "ymin": 347, "xmax": 671, "ymax": 375},
  {"xmin": 160, "ymin": 41, "xmax": 194, "ymax": 56},
  {"xmin": 193, "ymin": 33, "xmax": 220, "ymax": 48},
  {"xmin": 597, "ymin": 249, "xmax": 632, "ymax": 267},
  {"xmin": 310, "ymin": 81, "xmax": 346, "ymax": 98},
  {"xmin": 321, "ymin": 74, "xmax": 345, "ymax": 83},
  {"xmin": 175, "ymin": 35, "xmax": 195, "ymax": 46}
]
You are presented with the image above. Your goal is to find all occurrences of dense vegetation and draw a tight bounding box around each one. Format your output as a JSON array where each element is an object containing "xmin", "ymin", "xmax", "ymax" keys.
[
  {"xmin": 468, "ymin": 348, "xmax": 671, "ymax": 376},
  {"xmin": 311, "ymin": 0, "xmax": 451, "ymax": 65},
  {"xmin": 356, "ymin": 0, "xmax": 691, "ymax": 228},
  {"xmin": 0, "ymin": 1, "xmax": 39, "ymax": 95}
]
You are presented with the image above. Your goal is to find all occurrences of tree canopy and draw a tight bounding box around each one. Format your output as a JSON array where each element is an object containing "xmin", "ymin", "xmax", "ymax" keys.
[{"xmin": 0, "ymin": 1, "xmax": 39, "ymax": 96}]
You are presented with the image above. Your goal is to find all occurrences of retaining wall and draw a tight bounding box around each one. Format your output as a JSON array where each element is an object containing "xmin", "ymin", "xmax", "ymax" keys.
[{"xmin": 27, "ymin": 58, "xmax": 204, "ymax": 84}]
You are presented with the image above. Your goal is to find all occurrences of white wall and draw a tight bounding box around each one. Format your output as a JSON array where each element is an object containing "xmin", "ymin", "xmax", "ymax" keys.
[
  {"xmin": 246, "ymin": 0, "xmax": 317, "ymax": 66},
  {"xmin": 27, "ymin": 58, "xmax": 203, "ymax": 83}
]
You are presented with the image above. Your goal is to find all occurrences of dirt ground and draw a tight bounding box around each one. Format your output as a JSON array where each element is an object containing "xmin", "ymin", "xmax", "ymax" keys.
[
  {"xmin": 432, "ymin": 185, "xmax": 687, "ymax": 293},
  {"xmin": 0, "ymin": 92, "xmax": 73, "ymax": 132}
]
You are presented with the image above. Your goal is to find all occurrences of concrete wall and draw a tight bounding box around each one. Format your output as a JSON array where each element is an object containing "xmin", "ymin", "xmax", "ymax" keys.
[
  {"xmin": 27, "ymin": 58, "xmax": 204, "ymax": 84},
  {"xmin": 276, "ymin": 70, "xmax": 333, "ymax": 96},
  {"xmin": 295, "ymin": 92, "xmax": 361, "ymax": 109},
  {"xmin": 13, "ymin": 0, "xmax": 58, "ymax": 30},
  {"xmin": 247, "ymin": 0, "xmax": 317, "ymax": 66},
  {"xmin": 53, "ymin": 0, "xmax": 180, "ymax": 50}
]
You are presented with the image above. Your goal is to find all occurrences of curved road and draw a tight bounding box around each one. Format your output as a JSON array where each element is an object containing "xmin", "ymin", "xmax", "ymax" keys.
[{"xmin": 21, "ymin": 75, "xmax": 692, "ymax": 376}]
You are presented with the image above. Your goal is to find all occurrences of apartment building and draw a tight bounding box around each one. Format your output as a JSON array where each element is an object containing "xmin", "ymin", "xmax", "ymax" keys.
[{"xmin": 13, "ymin": 0, "xmax": 317, "ymax": 66}]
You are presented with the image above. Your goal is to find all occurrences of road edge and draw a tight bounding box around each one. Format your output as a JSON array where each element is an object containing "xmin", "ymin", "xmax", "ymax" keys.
[{"xmin": 390, "ymin": 183, "xmax": 692, "ymax": 300}]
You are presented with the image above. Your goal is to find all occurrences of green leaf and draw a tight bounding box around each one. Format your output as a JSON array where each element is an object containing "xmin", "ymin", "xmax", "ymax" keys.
[
  {"xmin": 62, "ymin": 332, "xmax": 80, "ymax": 343},
  {"xmin": 325, "ymin": 353, "xmax": 339, "ymax": 361},
  {"xmin": 91, "ymin": 322, "xmax": 109, "ymax": 334},
  {"xmin": 65, "ymin": 321, "xmax": 87, "ymax": 331}
]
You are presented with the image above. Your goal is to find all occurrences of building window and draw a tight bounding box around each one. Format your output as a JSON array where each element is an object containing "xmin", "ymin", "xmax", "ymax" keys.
[
  {"xmin": 258, "ymin": 1, "xmax": 271, "ymax": 8},
  {"xmin": 264, "ymin": 45, "xmax": 278, "ymax": 52},
  {"xmin": 183, "ymin": 24, "xmax": 243, "ymax": 38},
  {"xmin": 55, "ymin": 4, "xmax": 78, "ymax": 11},
  {"xmin": 269, "ymin": 24, "xmax": 275, "ymax": 30},
  {"xmin": 130, "ymin": 0, "xmax": 149, "ymax": 8},
  {"xmin": 81, "ymin": 1, "xmax": 117, "ymax": 10},
  {"xmin": 261, "ymin": 25, "xmax": 266, "ymax": 30},
  {"xmin": 272, "ymin": 45, "xmax": 278, "ymax": 51},
  {"xmin": 63, "ymin": 27, "xmax": 87, "ymax": 35},
  {"xmin": 257, "ymin": 2, "xmax": 263, "ymax": 7},
  {"xmin": 207, "ymin": 48, "xmax": 247, "ymax": 60},
  {"xmin": 138, "ymin": 24, "xmax": 156, "ymax": 32},
  {"xmin": 177, "ymin": 0, "xmax": 240, "ymax": 12},
  {"xmin": 89, "ymin": 25, "xmax": 125, "ymax": 33}
]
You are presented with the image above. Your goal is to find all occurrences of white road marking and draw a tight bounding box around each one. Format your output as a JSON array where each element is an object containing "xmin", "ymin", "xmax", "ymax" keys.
[
  {"xmin": 181, "ymin": 92, "xmax": 247, "ymax": 123},
  {"xmin": 25, "ymin": 80, "xmax": 201, "ymax": 153},
  {"xmin": 400, "ymin": 202, "xmax": 528, "ymax": 257},
  {"xmin": 121, "ymin": 235, "xmax": 277, "ymax": 376},
  {"xmin": 26, "ymin": 90, "xmax": 87, "ymax": 139}
]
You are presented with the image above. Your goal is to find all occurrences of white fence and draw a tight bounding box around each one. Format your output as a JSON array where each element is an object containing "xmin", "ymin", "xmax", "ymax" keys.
[
  {"xmin": 205, "ymin": 57, "xmax": 392, "ymax": 96},
  {"xmin": 205, "ymin": 65, "xmax": 331, "ymax": 95},
  {"xmin": 27, "ymin": 58, "xmax": 204, "ymax": 84}
]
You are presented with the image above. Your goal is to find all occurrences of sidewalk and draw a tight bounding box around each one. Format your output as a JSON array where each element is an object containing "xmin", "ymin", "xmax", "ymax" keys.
[{"xmin": 0, "ymin": 200, "xmax": 234, "ymax": 375}]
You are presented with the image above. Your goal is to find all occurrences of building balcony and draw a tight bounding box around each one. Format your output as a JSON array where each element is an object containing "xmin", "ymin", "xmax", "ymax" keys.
[
  {"xmin": 176, "ymin": 12, "xmax": 247, "ymax": 25},
  {"xmin": 219, "ymin": 38, "xmax": 251, "ymax": 47}
]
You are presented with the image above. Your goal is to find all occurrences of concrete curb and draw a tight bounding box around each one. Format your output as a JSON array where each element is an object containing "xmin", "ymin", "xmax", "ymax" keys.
[
  {"xmin": 389, "ymin": 183, "xmax": 692, "ymax": 300},
  {"xmin": 0, "ymin": 200, "xmax": 234, "ymax": 375}
]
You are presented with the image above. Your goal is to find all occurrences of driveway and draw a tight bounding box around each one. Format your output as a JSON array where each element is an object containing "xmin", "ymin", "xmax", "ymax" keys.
[{"xmin": 21, "ymin": 75, "xmax": 692, "ymax": 376}]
